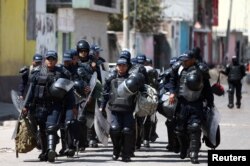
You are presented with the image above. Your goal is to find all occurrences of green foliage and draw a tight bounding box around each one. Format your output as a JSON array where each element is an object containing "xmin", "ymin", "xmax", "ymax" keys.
[{"xmin": 108, "ymin": 0, "xmax": 163, "ymax": 33}]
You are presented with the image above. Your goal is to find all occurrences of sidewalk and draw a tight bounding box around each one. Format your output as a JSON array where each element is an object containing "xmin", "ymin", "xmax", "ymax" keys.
[{"xmin": 0, "ymin": 102, "xmax": 19, "ymax": 123}]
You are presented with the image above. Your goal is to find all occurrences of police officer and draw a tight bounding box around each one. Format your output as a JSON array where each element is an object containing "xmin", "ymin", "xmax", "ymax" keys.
[
  {"xmin": 76, "ymin": 39, "xmax": 101, "ymax": 149},
  {"xmin": 158, "ymin": 56, "xmax": 180, "ymax": 152},
  {"xmin": 58, "ymin": 50, "xmax": 79, "ymax": 157},
  {"xmin": 135, "ymin": 54, "xmax": 156, "ymax": 148},
  {"xmin": 168, "ymin": 51, "xmax": 214, "ymax": 164},
  {"xmin": 18, "ymin": 54, "xmax": 43, "ymax": 98},
  {"xmin": 220, "ymin": 56, "xmax": 246, "ymax": 108},
  {"xmin": 144, "ymin": 57, "xmax": 159, "ymax": 143},
  {"xmin": 22, "ymin": 50, "xmax": 75, "ymax": 162},
  {"xmin": 100, "ymin": 57, "xmax": 144, "ymax": 162}
]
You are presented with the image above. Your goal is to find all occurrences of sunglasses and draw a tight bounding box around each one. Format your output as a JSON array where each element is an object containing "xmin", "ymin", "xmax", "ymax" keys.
[{"xmin": 46, "ymin": 57, "xmax": 57, "ymax": 61}]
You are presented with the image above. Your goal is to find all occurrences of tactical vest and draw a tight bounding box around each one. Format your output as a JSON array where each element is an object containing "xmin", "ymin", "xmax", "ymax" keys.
[
  {"xmin": 228, "ymin": 65, "xmax": 242, "ymax": 81},
  {"xmin": 108, "ymin": 77, "xmax": 135, "ymax": 111},
  {"xmin": 178, "ymin": 66, "xmax": 203, "ymax": 102},
  {"xmin": 33, "ymin": 66, "xmax": 62, "ymax": 102}
]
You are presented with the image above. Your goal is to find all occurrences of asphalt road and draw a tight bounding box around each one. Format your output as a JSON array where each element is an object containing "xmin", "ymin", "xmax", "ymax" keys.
[{"xmin": 1, "ymin": 82, "xmax": 250, "ymax": 166}]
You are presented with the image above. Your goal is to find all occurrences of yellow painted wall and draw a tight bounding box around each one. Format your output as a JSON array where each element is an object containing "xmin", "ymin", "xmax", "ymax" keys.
[{"xmin": 0, "ymin": 0, "xmax": 35, "ymax": 76}]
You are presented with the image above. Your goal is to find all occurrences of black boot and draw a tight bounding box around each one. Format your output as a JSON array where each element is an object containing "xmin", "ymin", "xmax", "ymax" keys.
[
  {"xmin": 135, "ymin": 119, "xmax": 143, "ymax": 149},
  {"xmin": 236, "ymin": 99, "xmax": 241, "ymax": 109},
  {"xmin": 166, "ymin": 120, "xmax": 179, "ymax": 153},
  {"xmin": 110, "ymin": 127, "xmax": 122, "ymax": 160},
  {"xmin": 190, "ymin": 152, "xmax": 199, "ymax": 164},
  {"xmin": 189, "ymin": 131, "xmax": 201, "ymax": 164},
  {"xmin": 47, "ymin": 134, "xmax": 57, "ymax": 162},
  {"xmin": 228, "ymin": 91, "xmax": 234, "ymax": 108},
  {"xmin": 59, "ymin": 129, "xmax": 66, "ymax": 156},
  {"xmin": 77, "ymin": 119, "xmax": 88, "ymax": 152},
  {"xmin": 122, "ymin": 128, "xmax": 134, "ymax": 162},
  {"xmin": 88, "ymin": 126, "xmax": 98, "ymax": 148},
  {"xmin": 143, "ymin": 118, "xmax": 151, "ymax": 148},
  {"xmin": 175, "ymin": 131, "xmax": 189, "ymax": 159},
  {"xmin": 38, "ymin": 131, "xmax": 47, "ymax": 161},
  {"xmin": 150, "ymin": 120, "xmax": 159, "ymax": 142},
  {"xmin": 64, "ymin": 121, "xmax": 77, "ymax": 157}
]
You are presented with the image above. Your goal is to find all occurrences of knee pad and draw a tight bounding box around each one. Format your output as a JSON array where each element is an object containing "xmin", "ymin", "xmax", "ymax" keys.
[
  {"xmin": 47, "ymin": 125, "xmax": 58, "ymax": 135},
  {"xmin": 187, "ymin": 123, "xmax": 201, "ymax": 133},
  {"xmin": 110, "ymin": 125, "xmax": 121, "ymax": 134},
  {"xmin": 122, "ymin": 127, "xmax": 132, "ymax": 135}
]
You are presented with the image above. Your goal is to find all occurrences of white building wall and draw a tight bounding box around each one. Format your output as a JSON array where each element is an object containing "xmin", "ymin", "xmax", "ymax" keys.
[
  {"xmin": 163, "ymin": 0, "xmax": 194, "ymax": 22},
  {"xmin": 74, "ymin": 9, "xmax": 109, "ymax": 61},
  {"xmin": 213, "ymin": 0, "xmax": 250, "ymax": 41}
]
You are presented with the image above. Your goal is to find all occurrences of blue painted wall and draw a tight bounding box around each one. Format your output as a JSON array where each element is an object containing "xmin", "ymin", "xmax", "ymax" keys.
[{"xmin": 180, "ymin": 21, "xmax": 190, "ymax": 53}]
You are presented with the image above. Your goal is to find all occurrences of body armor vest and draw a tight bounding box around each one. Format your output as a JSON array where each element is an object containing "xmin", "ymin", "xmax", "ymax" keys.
[
  {"xmin": 108, "ymin": 77, "xmax": 135, "ymax": 111},
  {"xmin": 178, "ymin": 66, "xmax": 203, "ymax": 102},
  {"xmin": 34, "ymin": 66, "xmax": 62, "ymax": 102},
  {"xmin": 228, "ymin": 65, "xmax": 242, "ymax": 81}
]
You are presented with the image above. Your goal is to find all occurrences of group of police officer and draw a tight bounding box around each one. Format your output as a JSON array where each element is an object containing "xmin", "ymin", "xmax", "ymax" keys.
[
  {"xmin": 18, "ymin": 40, "xmax": 228, "ymax": 164},
  {"xmin": 19, "ymin": 40, "xmax": 105, "ymax": 162}
]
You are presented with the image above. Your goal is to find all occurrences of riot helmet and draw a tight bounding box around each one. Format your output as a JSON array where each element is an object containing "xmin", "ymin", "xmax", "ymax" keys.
[
  {"xmin": 185, "ymin": 69, "xmax": 203, "ymax": 91},
  {"xmin": 49, "ymin": 78, "xmax": 74, "ymax": 99},
  {"xmin": 117, "ymin": 72, "xmax": 145, "ymax": 97},
  {"xmin": 232, "ymin": 56, "xmax": 238, "ymax": 65},
  {"xmin": 76, "ymin": 39, "xmax": 90, "ymax": 52},
  {"xmin": 73, "ymin": 79, "xmax": 86, "ymax": 96}
]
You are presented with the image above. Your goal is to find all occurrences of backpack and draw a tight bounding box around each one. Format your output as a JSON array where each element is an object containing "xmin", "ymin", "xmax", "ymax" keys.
[
  {"xmin": 211, "ymin": 73, "xmax": 224, "ymax": 96},
  {"xmin": 15, "ymin": 117, "xmax": 37, "ymax": 157},
  {"xmin": 134, "ymin": 84, "xmax": 158, "ymax": 117}
]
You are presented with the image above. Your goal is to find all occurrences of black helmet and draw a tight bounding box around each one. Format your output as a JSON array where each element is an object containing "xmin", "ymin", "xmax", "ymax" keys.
[
  {"xmin": 74, "ymin": 79, "xmax": 86, "ymax": 96},
  {"xmin": 76, "ymin": 39, "xmax": 90, "ymax": 52},
  {"xmin": 186, "ymin": 69, "xmax": 203, "ymax": 91},
  {"xmin": 126, "ymin": 73, "xmax": 145, "ymax": 92},
  {"xmin": 232, "ymin": 56, "xmax": 238, "ymax": 65},
  {"xmin": 49, "ymin": 78, "xmax": 74, "ymax": 99}
]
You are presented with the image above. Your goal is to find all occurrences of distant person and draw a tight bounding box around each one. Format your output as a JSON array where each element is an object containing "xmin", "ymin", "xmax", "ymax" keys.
[
  {"xmin": 220, "ymin": 56, "xmax": 246, "ymax": 108},
  {"xmin": 18, "ymin": 54, "xmax": 43, "ymax": 98}
]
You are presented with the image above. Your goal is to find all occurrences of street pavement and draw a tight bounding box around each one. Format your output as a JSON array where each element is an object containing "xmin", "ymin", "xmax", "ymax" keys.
[{"xmin": 1, "ymin": 76, "xmax": 250, "ymax": 166}]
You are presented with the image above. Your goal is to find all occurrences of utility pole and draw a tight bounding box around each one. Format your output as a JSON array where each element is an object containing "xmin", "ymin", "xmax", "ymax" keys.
[
  {"xmin": 123, "ymin": 0, "xmax": 129, "ymax": 49},
  {"xmin": 132, "ymin": 0, "xmax": 137, "ymax": 57},
  {"xmin": 225, "ymin": 0, "xmax": 233, "ymax": 60}
]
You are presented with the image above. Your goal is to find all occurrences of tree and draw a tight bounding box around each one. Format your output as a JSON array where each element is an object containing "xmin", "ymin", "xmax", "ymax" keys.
[{"xmin": 108, "ymin": 0, "xmax": 164, "ymax": 33}]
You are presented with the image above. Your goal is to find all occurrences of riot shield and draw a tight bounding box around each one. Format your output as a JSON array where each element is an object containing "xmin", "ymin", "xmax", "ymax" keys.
[
  {"xmin": 201, "ymin": 106, "xmax": 221, "ymax": 148},
  {"xmin": 94, "ymin": 101, "xmax": 110, "ymax": 146},
  {"xmin": 78, "ymin": 72, "xmax": 97, "ymax": 128},
  {"xmin": 100, "ymin": 62, "xmax": 109, "ymax": 85},
  {"xmin": 11, "ymin": 90, "xmax": 24, "ymax": 113},
  {"xmin": 11, "ymin": 83, "xmax": 33, "ymax": 139}
]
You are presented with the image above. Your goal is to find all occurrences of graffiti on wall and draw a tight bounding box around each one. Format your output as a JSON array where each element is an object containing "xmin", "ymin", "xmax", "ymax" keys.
[{"xmin": 36, "ymin": 13, "xmax": 56, "ymax": 55}]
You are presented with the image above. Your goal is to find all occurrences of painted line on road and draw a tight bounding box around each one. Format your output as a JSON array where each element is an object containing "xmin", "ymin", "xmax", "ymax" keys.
[{"xmin": 220, "ymin": 123, "xmax": 250, "ymax": 128}]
